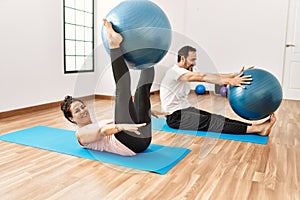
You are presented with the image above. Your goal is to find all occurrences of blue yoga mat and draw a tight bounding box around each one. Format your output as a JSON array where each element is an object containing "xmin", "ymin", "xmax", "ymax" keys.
[
  {"xmin": 0, "ymin": 126, "xmax": 190, "ymax": 174},
  {"xmin": 152, "ymin": 117, "xmax": 268, "ymax": 144}
]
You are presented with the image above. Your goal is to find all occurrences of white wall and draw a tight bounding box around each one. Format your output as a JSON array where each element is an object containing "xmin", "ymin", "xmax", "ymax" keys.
[
  {"xmin": 0, "ymin": 0, "xmax": 97, "ymax": 112},
  {"xmin": 95, "ymin": 0, "xmax": 289, "ymax": 95},
  {"xmin": 185, "ymin": 0, "xmax": 289, "ymax": 81},
  {"xmin": 0, "ymin": 0, "xmax": 290, "ymax": 112}
]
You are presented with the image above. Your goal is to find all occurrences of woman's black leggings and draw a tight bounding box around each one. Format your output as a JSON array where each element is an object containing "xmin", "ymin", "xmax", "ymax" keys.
[{"xmin": 110, "ymin": 48, "xmax": 154, "ymax": 153}]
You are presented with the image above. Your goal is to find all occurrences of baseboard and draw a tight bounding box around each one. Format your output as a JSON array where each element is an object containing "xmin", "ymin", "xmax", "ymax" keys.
[
  {"xmin": 0, "ymin": 101, "xmax": 62, "ymax": 119},
  {"xmin": 95, "ymin": 94, "xmax": 115, "ymax": 100},
  {"xmin": 0, "ymin": 94, "xmax": 95, "ymax": 119},
  {"xmin": 94, "ymin": 91, "xmax": 159, "ymax": 100},
  {"xmin": 151, "ymin": 90, "xmax": 160, "ymax": 95},
  {"xmin": 0, "ymin": 92, "xmax": 160, "ymax": 119}
]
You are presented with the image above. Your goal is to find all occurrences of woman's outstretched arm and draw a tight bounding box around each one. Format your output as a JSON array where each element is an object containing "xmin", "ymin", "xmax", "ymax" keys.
[{"xmin": 76, "ymin": 122, "xmax": 146, "ymax": 145}]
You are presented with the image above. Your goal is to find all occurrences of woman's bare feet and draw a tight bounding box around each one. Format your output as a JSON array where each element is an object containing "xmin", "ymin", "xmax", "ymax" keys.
[
  {"xmin": 103, "ymin": 19, "xmax": 123, "ymax": 49},
  {"xmin": 260, "ymin": 113, "xmax": 276, "ymax": 136}
]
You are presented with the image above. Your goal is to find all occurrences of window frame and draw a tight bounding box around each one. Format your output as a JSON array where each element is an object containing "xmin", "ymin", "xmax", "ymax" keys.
[{"xmin": 63, "ymin": 0, "xmax": 95, "ymax": 74}]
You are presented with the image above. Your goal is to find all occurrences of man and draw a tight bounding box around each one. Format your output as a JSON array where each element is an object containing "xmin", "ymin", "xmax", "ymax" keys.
[{"xmin": 160, "ymin": 46, "xmax": 276, "ymax": 136}]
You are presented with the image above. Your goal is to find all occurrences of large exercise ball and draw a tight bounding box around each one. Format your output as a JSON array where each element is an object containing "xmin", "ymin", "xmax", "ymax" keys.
[
  {"xmin": 102, "ymin": 0, "xmax": 172, "ymax": 70},
  {"xmin": 228, "ymin": 68, "xmax": 282, "ymax": 120}
]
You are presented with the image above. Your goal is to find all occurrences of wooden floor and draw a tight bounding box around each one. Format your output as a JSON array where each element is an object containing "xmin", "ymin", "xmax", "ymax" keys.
[{"xmin": 0, "ymin": 92, "xmax": 299, "ymax": 200}]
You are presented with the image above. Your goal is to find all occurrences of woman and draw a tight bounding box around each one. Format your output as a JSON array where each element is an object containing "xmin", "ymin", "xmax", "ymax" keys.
[{"xmin": 61, "ymin": 19, "xmax": 154, "ymax": 156}]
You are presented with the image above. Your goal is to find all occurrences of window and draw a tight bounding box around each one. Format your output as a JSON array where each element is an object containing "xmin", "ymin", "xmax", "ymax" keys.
[{"xmin": 63, "ymin": 0, "xmax": 94, "ymax": 73}]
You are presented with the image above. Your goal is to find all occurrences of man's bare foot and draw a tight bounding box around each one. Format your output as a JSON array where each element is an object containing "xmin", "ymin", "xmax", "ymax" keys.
[
  {"xmin": 259, "ymin": 113, "xmax": 276, "ymax": 136},
  {"xmin": 103, "ymin": 19, "xmax": 123, "ymax": 49},
  {"xmin": 246, "ymin": 113, "xmax": 277, "ymax": 135}
]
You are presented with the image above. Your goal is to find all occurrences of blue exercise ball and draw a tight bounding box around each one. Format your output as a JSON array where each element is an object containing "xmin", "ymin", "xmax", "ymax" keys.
[
  {"xmin": 228, "ymin": 68, "xmax": 282, "ymax": 120},
  {"xmin": 195, "ymin": 84, "xmax": 206, "ymax": 95},
  {"xmin": 102, "ymin": 0, "xmax": 172, "ymax": 70}
]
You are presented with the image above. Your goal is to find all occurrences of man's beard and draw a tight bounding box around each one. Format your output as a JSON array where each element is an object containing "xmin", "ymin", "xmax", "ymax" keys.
[{"xmin": 188, "ymin": 65, "xmax": 194, "ymax": 72}]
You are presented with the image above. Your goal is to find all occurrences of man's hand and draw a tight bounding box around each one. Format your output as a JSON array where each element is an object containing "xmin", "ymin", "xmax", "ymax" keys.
[
  {"xmin": 232, "ymin": 66, "xmax": 255, "ymax": 77},
  {"xmin": 229, "ymin": 73, "xmax": 252, "ymax": 88}
]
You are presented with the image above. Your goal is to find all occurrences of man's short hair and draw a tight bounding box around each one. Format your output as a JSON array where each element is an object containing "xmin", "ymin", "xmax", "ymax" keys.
[{"xmin": 177, "ymin": 46, "xmax": 196, "ymax": 62}]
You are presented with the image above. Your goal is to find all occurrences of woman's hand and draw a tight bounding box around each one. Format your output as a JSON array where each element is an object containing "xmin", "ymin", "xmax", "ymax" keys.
[
  {"xmin": 116, "ymin": 123, "xmax": 147, "ymax": 135},
  {"xmin": 101, "ymin": 123, "xmax": 146, "ymax": 136}
]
